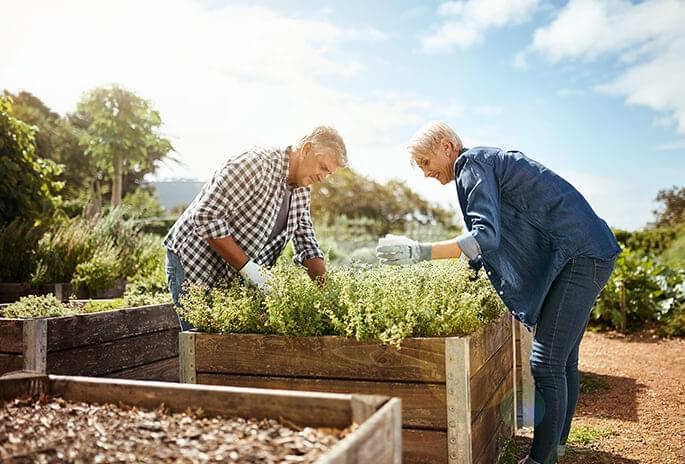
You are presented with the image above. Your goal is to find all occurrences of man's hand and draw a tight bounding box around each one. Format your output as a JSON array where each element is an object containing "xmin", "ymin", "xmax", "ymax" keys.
[
  {"xmin": 376, "ymin": 234, "xmax": 432, "ymax": 266},
  {"xmin": 239, "ymin": 260, "xmax": 275, "ymax": 294}
]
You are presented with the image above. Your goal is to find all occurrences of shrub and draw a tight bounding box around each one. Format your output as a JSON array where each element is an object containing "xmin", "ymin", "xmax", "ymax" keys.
[
  {"xmin": 2, "ymin": 294, "xmax": 75, "ymax": 318},
  {"xmin": 70, "ymin": 240, "xmax": 122, "ymax": 297},
  {"xmin": 180, "ymin": 260, "xmax": 505, "ymax": 347},
  {"xmin": 0, "ymin": 219, "xmax": 45, "ymax": 282}
]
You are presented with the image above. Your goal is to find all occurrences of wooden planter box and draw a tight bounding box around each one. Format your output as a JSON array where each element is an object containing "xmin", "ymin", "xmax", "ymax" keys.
[
  {"xmin": 515, "ymin": 323, "xmax": 535, "ymax": 428},
  {"xmin": 180, "ymin": 313, "xmax": 517, "ymax": 464},
  {"xmin": 0, "ymin": 280, "xmax": 125, "ymax": 303},
  {"xmin": 0, "ymin": 303, "xmax": 180, "ymax": 381},
  {"xmin": 0, "ymin": 374, "xmax": 402, "ymax": 464}
]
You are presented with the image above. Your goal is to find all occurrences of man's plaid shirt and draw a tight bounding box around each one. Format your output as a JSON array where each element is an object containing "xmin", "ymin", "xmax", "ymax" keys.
[{"xmin": 163, "ymin": 147, "xmax": 324, "ymax": 285}]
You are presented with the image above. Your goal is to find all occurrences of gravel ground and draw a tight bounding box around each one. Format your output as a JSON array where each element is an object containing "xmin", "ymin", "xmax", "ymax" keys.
[
  {"xmin": 513, "ymin": 330, "xmax": 685, "ymax": 464},
  {"xmin": 0, "ymin": 396, "xmax": 352, "ymax": 463}
]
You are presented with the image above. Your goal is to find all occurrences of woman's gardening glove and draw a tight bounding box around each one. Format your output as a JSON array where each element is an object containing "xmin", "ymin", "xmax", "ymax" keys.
[
  {"xmin": 376, "ymin": 234, "xmax": 432, "ymax": 266},
  {"xmin": 239, "ymin": 260, "xmax": 275, "ymax": 294}
]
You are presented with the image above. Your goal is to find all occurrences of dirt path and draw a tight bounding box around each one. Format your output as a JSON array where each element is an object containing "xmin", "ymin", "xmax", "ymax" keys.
[{"xmin": 513, "ymin": 330, "xmax": 685, "ymax": 463}]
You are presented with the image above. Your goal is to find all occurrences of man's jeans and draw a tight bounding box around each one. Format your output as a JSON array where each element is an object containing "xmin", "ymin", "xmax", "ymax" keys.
[
  {"xmin": 165, "ymin": 249, "xmax": 193, "ymax": 331},
  {"xmin": 529, "ymin": 256, "xmax": 616, "ymax": 464}
]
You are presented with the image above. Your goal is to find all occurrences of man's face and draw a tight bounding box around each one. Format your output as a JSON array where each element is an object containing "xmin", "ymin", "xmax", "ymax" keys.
[{"xmin": 295, "ymin": 145, "xmax": 340, "ymax": 187}]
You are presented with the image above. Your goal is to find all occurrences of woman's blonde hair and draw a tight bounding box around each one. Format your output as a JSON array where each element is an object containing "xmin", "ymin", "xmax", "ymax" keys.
[
  {"xmin": 295, "ymin": 126, "xmax": 348, "ymax": 167},
  {"xmin": 407, "ymin": 121, "xmax": 462, "ymax": 163}
]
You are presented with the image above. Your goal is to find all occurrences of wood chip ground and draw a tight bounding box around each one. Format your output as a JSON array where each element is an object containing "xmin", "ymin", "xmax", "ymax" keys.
[{"xmin": 0, "ymin": 396, "xmax": 354, "ymax": 463}]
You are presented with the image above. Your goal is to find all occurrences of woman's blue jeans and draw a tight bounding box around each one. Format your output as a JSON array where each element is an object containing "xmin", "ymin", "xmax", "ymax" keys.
[
  {"xmin": 529, "ymin": 256, "xmax": 615, "ymax": 463},
  {"xmin": 165, "ymin": 249, "xmax": 194, "ymax": 331}
]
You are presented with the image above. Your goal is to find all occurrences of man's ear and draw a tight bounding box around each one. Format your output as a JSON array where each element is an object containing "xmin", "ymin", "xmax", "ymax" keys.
[
  {"xmin": 301, "ymin": 141, "xmax": 313, "ymax": 158},
  {"xmin": 440, "ymin": 138, "xmax": 451, "ymax": 155}
]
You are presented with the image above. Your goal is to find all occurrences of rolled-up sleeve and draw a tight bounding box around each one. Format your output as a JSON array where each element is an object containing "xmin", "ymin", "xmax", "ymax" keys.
[
  {"xmin": 457, "ymin": 157, "xmax": 501, "ymax": 258},
  {"xmin": 192, "ymin": 157, "xmax": 265, "ymax": 240},
  {"xmin": 292, "ymin": 190, "xmax": 324, "ymax": 265}
]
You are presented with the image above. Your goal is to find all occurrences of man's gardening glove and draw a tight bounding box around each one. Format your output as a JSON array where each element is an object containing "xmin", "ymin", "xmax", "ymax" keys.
[
  {"xmin": 239, "ymin": 260, "xmax": 275, "ymax": 294},
  {"xmin": 376, "ymin": 234, "xmax": 432, "ymax": 266}
]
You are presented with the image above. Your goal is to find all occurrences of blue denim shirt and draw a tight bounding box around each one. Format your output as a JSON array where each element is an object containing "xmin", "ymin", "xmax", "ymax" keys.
[{"xmin": 454, "ymin": 147, "xmax": 620, "ymax": 328}]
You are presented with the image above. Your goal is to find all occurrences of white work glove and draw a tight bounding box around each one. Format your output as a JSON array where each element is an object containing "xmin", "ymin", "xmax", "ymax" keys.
[
  {"xmin": 239, "ymin": 260, "xmax": 274, "ymax": 294},
  {"xmin": 376, "ymin": 234, "xmax": 432, "ymax": 266}
]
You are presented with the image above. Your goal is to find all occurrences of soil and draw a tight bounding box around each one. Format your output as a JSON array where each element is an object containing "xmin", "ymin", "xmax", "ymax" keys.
[
  {"xmin": 0, "ymin": 395, "xmax": 351, "ymax": 463},
  {"xmin": 513, "ymin": 330, "xmax": 685, "ymax": 463}
]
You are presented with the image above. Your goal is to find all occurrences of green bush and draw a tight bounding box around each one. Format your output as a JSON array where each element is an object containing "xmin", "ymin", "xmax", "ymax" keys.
[
  {"xmin": 0, "ymin": 219, "xmax": 45, "ymax": 282},
  {"xmin": 32, "ymin": 216, "xmax": 93, "ymax": 284},
  {"xmin": 2, "ymin": 294, "xmax": 75, "ymax": 318},
  {"xmin": 179, "ymin": 260, "xmax": 505, "ymax": 348},
  {"xmin": 660, "ymin": 231, "xmax": 685, "ymax": 270},
  {"xmin": 70, "ymin": 240, "xmax": 122, "ymax": 297}
]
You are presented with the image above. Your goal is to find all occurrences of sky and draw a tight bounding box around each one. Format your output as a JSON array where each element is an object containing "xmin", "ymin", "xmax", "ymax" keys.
[{"xmin": 2, "ymin": 0, "xmax": 684, "ymax": 231}]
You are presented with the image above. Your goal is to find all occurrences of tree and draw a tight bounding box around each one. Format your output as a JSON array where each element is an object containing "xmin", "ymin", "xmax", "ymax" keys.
[
  {"xmin": 5, "ymin": 90, "xmax": 93, "ymax": 201},
  {"xmin": 653, "ymin": 186, "xmax": 685, "ymax": 228},
  {"xmin": 75, "ymin": 85, "xmax": 173, "ymax": 207},
  {"xmin": 310, "ymin": 168, "xmax": 457, "ymax": 235},
  {"xmin": 0, "ymin": 96, "xmax": 63, "ymax": 226}
]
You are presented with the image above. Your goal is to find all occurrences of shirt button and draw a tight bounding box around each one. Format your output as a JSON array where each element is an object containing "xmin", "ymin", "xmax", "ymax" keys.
[
  {"xmin": 499, "ymin": 290, "xmax": 504, "ymax": 295},
  {"xmin": 488, "ymin": 271, "xmax": 492, "ymax": 276}
]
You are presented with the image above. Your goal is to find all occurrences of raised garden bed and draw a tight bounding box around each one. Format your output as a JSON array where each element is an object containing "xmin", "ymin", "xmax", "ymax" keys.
[
  {"xmin": 180, "ymin": 313, "xmax": 516, "ymax": 464},
  {"xmin": 0, "ymin": 373, "xmax": 402, "ymax": 463},
  {"xmin": 0, "ymin": 303, "xmax": 179, "ymax": 381},
  {"xmin": 515, "ymin": 323, "xmax": 535, "ymax": 429}
]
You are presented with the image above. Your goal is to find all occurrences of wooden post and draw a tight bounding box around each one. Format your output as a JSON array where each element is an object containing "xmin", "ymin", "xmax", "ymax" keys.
[
  {"xmin": 512, "ymin": 315, "xmax": 519, "ymax": 431},
  {"xmin": 518, "ymin": 325, "xmax": 535, "ymax": 428},
  {"xmin": 179, "ymin": 332, "xmax": 196, "ymax": 384},
  {"xmin": 23, "ymin": 319, "xmax": 47, "ymax": 373},
  {"xmin": 445, "ymin": 337, "xmax": 472, "ymax": 463}
]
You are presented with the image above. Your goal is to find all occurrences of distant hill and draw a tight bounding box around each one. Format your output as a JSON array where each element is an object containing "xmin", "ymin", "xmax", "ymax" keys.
[{"xmin": 151, "ymin": 180, "xmax": 204, "ymax": 211}]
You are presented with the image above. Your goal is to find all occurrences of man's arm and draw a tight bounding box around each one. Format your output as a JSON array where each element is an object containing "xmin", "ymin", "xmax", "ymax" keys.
[
  {"xmin": 207, "ymin": 236, "xmax": 249, "ymax": 270},
  {"xmin": 303, "ymin": 257, "xmax": 326, "ymax": 282},
  {"xmin": 291, "ymin": 190, "xmax": 326, "ymax": 280}
]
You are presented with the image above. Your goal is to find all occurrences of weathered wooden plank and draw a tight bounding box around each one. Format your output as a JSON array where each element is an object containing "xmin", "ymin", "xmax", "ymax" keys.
[
  {"xmin": 46, "ymin": 304, "xmax": 179, "ymax": 351},
  {"xmin": 196, "ymin": 373, "xmax": 447, "ymax": 429},
  {"xmin": 322, "ymin": 398, "xmax": 402, "ymax": 464},
  {"xmin": 403, "ymin": 429, "xmax": 448, "ymax": 464},
  {"xmin": 105, "ymin": 356, "xmax": 179, "ymax": 382},
  {"xmin": 470, "ymin": 333, "xmax": 513, "ymax": 419},
  {"xmin": 516, "ymin": 323, "xmax": 535, "ymax": 428},
  {"xmin": 0, "ymin": 353, "xmax": 23, "ymax": 376},
  {"xmin": 179, "ymin": 331, "xmax": 196, "ymax": 384},
  {"xmin": 473, "ymin": 415, "xmax": 508, "ymax": 464},
  {"xmin": 49, "ymin": 376, "xmax": 356, "ymax": 429},
  {"xmin": 23, "ymin": 318, "xmax": 47, "ymax": 373},
  {"xmin": 445, "ymin": 337, "xmax": 471, "ymax": 464},
  {"xmin": 0, "ymin": 373, "xmax": 48, "ymax": 399},
  {"xmin": 0, "ymin": 319, "xmax": 24, "ymax": 353},
  {"xmin": 47, "ymin": 329, "xmax": 178, "ymax": 376},
  {"xmin": 469, "ymin": 313, "xmax": 511, "ymax": 377},
  {"xmin": 195, "ymin": 333, "xmax": 448, "ymax": 382},
  {"xmin": 471, "ymin": 365, "xmax": 515, "ymax": 463}
]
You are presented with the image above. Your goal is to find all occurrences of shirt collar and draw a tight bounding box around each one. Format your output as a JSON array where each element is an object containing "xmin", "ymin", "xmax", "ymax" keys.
[{"xmin": 453, "ymin": 147, "xmax": 469, "ymax": 178}]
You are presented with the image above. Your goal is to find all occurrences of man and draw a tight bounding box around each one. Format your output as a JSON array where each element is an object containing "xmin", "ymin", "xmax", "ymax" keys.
[
  {"xmin": 164, "ymin": 126, "xmax": 347, "ymax": 329},
  {"xmin": 376, "ymin": 121, "xmax": 619, "ymax": 464}
]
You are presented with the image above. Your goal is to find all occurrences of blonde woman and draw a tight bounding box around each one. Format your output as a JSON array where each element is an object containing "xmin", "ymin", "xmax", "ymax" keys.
[{"xmin": 376, "ymin": 121, "xmax": 620, "ymax": 464}]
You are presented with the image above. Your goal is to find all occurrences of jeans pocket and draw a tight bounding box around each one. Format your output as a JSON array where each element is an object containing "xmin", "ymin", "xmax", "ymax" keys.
[{"xmin": 592, "ymin": 258, "xmax": 614, "ymax": 291}]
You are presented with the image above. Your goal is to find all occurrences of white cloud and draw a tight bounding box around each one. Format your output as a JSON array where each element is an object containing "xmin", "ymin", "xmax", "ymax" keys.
[
  {"xmin": 529, "ymin": 0, "xmax": 685, "ymax": 132},
  {"xmin": 0, "ymin": 0, "xmax": 427, "ymax": 186},
  {"xmin": 421, "ymin": 0, "xmax": 540, "ymax": 53},
  {"xmin": 653, "ymin": 140, "xmax": 685, "ymax": 152},
  {"xmin": 557, "ymin": 87, "xmax": 585, "ymax": 97}
]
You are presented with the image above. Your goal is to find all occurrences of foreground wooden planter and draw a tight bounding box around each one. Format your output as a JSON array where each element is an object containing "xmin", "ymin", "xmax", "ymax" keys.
[
  {"xmin": 180, "ymin": 313, "xmax": 516, "ymax": 464},
  {"xmin": 0, "ymin": 304, "xmax": 179, "ymax": 381},
  {"xmin": 515, "ymin": 323, "xmax": 535, "ymax": 428},
  {"xmin": 0, "ymin": 374, "xmax": 402, "ymax": 464}
]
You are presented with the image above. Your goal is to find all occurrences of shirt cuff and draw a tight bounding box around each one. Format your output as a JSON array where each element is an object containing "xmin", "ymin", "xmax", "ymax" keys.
[
  {"xmin": 293, "ymin": 247, "xmax": 325, "ymax": 265},
  {"xmin": 456, "ymin": 231, "xmax": 482, "ymax": 261}
]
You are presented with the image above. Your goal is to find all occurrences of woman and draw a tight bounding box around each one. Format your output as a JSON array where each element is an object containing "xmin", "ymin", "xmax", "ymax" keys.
[{"xmin": 376, "ymin": 121, "xmax": 620, "ymax": 464}]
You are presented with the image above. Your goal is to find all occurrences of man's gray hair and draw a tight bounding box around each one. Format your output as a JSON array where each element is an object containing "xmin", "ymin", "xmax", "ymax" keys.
[
  {"xmin": 296, "ymin": 125, "xmax": 348, "ymax": 167},
  {"xmin": 407, "ymin": 121, "xmax": 463, "ymax": 161}
]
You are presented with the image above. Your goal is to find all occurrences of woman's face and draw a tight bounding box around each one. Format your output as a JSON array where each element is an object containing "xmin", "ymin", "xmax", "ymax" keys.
[{"xmin": 414, "ymin": 141, "xmax": 455, "ymax": 185}]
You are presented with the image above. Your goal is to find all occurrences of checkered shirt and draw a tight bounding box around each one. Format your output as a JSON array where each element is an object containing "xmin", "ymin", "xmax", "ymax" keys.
[{"xmin": 163, "ymin": 146, "xmax": 324, "ymax": 285}]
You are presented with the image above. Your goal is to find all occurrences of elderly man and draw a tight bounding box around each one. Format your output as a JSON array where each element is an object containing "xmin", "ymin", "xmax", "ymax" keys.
[
  {"xmin": 376, "ymin": 121, "xmax": 619, "ymax": 464},
  {"xmin": 164, "ymin": 126, "xmax": 347, "ymax": 328}
]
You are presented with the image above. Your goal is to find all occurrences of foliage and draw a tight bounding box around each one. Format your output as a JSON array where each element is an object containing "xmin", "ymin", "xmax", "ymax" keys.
[
  {"xmin": 70, "ymin": 240, "xmax": 122, "ymax": 298},
  {"xmin": 32, "ymin": 216, "xmax": 94, "ymax": 284},
  {"xmin": 614, "ymin": 226, "xmax": 680, "ymax": 256},
  {"xmin": 567, "ymin": 424, "xmax": 617, "ymax": 446},
  {"xmin": 80, "ymin": 298, "xmax": 126, "ymax": 314},
  {"xmin": 652, "ymin": 185, "xmax": 685, "ymax": 228},
  {"xmin": 2, "ymin": 294, "xmax": 75, "ymax": 318},
  {"xmin": 0, "ymin": 219, "xmax": 46, "ymax": 282},
  {"xmin": 592, "ymin": 249, "xmax": 685, "ymax": 333},
  {"xmin": 123, "ymin": 188, "xmax": 165, "ymax": 219},
  {"xmin": 310, "ymin": 168, "xmax": 458, "ymax": 236},
  {"xmin": 179, "ymin": 260, "xmax": 505, "ymax": 348},
  {"xmin": 74, "ymin": 84, "xmax": 173, "ymax": 207},
  {"xmin": 579, "ymin": 373, "xmax": 611, "ymax": 394},
  {"xmin": 5, "ymin": 90, "xmax": 92, "ymax": 201},
  {"xmin": 660, "ymin": 231, "xmax": 685, "ymax": 270},
  {"xmin": 0, "ymin": 96, "xmax": 63, "ymax": 226}
]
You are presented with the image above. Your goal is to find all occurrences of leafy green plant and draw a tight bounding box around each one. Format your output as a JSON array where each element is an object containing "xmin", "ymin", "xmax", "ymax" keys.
[
  {"xmin": 2, "ymin": 294, "xmax": 75, "ymax": 318},
  {"xmin": 180, "ymin": 260, "xmax": 505, "ymax": 347},
  {"xmin": 567, "ymin": 424, "xmax": 617, "ymax": 446},
  {"xmin": 0, "ymin": 219, "xmax": 46, "ymax": 282},
  {"xmin": 70, "ymin": 240, "xmax": 122, "ymax": 297}
]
